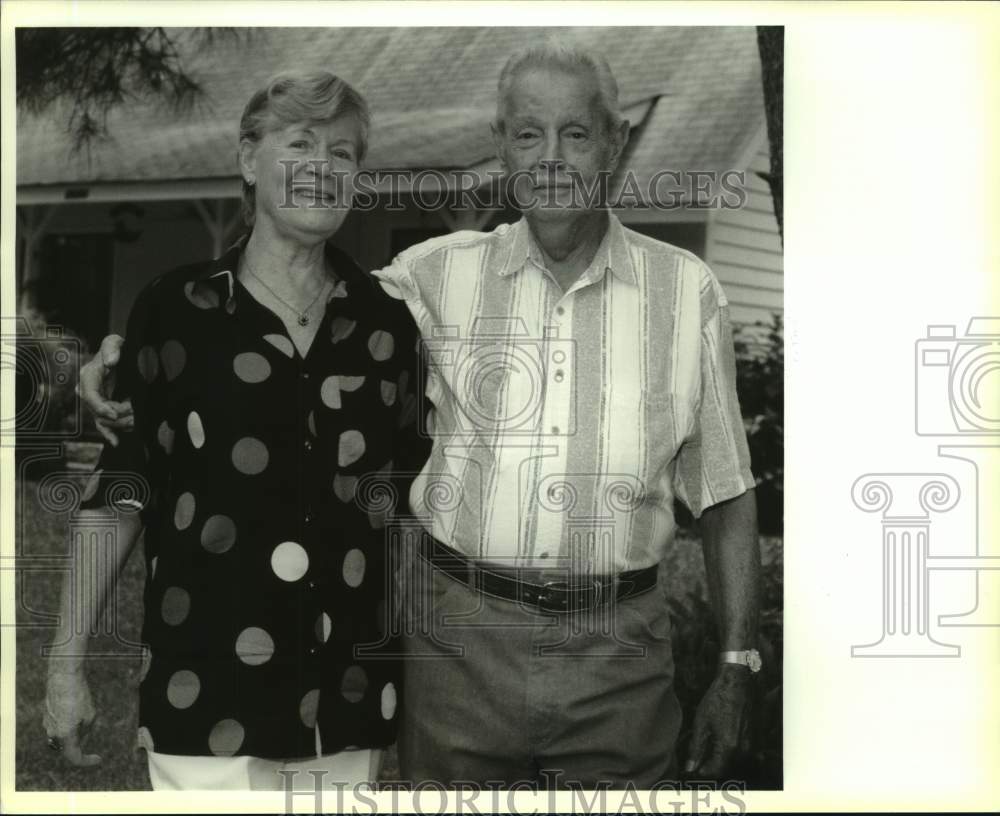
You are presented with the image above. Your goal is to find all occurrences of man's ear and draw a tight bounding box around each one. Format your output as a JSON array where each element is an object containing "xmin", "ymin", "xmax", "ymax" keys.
[
  {"xmin": 490, "ymin": 120, "xmax": 507, "ymax": 171},
  {"xmin": 238, "ymin": 139, "xmax": 257, "ymax": 185},
  {"xmin": 606, "ymin": 118, "xmax": 631, "ymax": 174}
]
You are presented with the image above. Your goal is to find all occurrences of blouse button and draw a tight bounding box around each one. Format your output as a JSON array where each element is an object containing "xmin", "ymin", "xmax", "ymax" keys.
[{"xmin": 304, "ymin": 439, "xmax": 314, "ymax": 452}]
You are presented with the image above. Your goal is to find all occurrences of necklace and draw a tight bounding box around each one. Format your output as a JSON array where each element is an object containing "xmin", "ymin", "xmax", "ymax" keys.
[{"xmin": 244, "ymin": 260, "xmax": 331, "ymax": 326}]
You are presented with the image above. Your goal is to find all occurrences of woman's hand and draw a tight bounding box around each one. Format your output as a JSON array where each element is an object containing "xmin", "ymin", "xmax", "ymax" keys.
[
  {"xmin": 78, "ymin": 334, "xmax": 133, "ymax": 446},
  {"xmin": 43, "ymin": 669, "xmax": 102, "ymax": 767}
]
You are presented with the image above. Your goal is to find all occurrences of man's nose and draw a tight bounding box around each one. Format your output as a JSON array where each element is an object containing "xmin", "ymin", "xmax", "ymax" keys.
[{"xmin": 538, "ymin": 132, "xmax": 567, "ymax": 169}]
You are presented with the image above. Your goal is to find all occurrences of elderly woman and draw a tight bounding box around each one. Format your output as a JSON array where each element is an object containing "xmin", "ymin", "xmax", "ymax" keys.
[{"xmin": 43, "ymin": 71, "xmax": 423, "ymax": 790}]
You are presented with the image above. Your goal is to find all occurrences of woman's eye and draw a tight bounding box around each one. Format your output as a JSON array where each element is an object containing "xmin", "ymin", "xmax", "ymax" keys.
[
  {"xmin": 332, "ymin": 150, "xmax": 354, "ymax": 160},
  {"xmin": 289, "ymin": 140, "xmax": 309, "ymax": 149}
]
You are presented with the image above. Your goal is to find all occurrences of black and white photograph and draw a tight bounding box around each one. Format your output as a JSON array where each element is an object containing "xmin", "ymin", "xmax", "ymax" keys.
[
  {"xmin": 2, "ymin": 3, "xmax": 996, "ymax": 814},
  {"xmin": 9, "ymin": 20, "xmax": 784, "ymax": 798}
]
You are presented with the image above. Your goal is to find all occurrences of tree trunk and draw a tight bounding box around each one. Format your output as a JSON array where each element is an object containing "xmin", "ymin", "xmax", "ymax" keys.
[{"xmin": 756, "ymin": 27, "xmax": 784, "ymax": 243}]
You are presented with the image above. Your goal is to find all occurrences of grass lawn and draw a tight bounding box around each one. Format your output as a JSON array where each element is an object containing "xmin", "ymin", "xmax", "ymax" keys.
[{"xmin": 14, "ymin": 471, "xmax": 782, "ymax": 791}]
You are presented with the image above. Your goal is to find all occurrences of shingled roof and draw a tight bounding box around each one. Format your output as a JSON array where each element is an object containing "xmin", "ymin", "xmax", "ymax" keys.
[{"xmin": 17, "ymin": 26, "xmax": 766, "ymax": 191}]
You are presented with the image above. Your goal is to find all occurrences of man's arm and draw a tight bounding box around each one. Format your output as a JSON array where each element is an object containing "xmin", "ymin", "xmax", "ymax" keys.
[{"xmin": 685, "ymin": 488, "xmax": 760, "ymax": 777}]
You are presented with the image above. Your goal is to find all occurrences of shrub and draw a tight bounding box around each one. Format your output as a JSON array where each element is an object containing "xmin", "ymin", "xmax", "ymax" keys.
[{"xmin": 734, "ymin": 314, "xmax": 784, "ymax": 535}]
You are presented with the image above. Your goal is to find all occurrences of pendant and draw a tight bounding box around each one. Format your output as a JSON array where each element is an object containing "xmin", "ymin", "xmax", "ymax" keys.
[{"xmin": 297, "ymin": 314, "xmax": 310, "ymax": 327}]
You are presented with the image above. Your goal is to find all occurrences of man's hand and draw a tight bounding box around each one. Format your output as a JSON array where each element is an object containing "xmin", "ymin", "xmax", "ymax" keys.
[
  {"xmin": 43, "ymin": 669, "xmax": 102, "ymax": 767},
  {"xmin": 78, "ymin": 334, "xmax": 132, "ymax": 446},
  {"xmin": 684, "ymin": 664, "xmax": 752, "ymax": 779}
]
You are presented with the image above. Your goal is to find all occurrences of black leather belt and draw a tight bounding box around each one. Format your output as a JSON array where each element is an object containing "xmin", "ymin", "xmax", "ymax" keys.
[{"xmin": 420, "ymin": 536, "xmax": 659, "ymax": 614}]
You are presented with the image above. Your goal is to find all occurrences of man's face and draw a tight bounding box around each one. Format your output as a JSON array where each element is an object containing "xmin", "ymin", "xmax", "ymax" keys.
[{"xmin": 493, "ymin": 66, "xmax": 626, "ymax": 220}]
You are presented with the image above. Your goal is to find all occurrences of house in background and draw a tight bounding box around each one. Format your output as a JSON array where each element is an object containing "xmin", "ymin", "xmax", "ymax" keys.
[{"xmin": 16, "ymin": 26, "xmax": 782, "ymax": 355}]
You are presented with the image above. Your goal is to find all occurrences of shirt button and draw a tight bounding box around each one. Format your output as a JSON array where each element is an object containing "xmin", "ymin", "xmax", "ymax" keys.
[
  {"xmin": 301, "ymin": 372, "xmax": 310, "ymax": 380},
  {"xmin": 308, "ymin": 580, "xmax": 318, "ymax": 590},
  {"xmin": 539, "ymin": 552, "xmax": 549, "ymax": 559},
  {"xmin": 304, "ymin": 512, "xmax": 314, "ymax": 524},
  {"xmin": 552, "ymin": 350, "xmax": 566, "ymax": 364},
  {"xmin": 553, "ymin": 369, "xmax": 564, "ymax": 382},
  {"xmin": 304, "ymin": 439, "xmax": 313, "ymax": 452},
  {"xmin": 309, "ymin": 646, "xmax": 319, "ymax": 656},
  {"xmin": 555, "ymin": 306, "xmax": 565, "ymax": 316},
  {"xmin": 550, "ymin": 426, "xmax": 560, "ymax": 435}
]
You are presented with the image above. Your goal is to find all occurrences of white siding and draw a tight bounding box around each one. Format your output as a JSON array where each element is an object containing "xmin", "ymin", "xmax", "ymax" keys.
[{"xmin": 706, "ymin": 140, "xmax": 783, "ymax": 328}]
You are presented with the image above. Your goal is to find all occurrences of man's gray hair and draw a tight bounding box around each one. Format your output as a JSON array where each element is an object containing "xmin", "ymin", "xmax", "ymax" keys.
[{"xmin": 495, "ymin": 40, "xmax": 624, "ymax": 133}]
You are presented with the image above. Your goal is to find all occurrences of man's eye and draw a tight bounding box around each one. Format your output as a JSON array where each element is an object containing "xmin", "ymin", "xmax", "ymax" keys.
[
  {"xmin": 290, "ymin": 140, "xmax": 310, "ymax": 149},
  {"xmin": 515, "ymin": 132, "xmax": 539, "ymax": 141},
  {"xmin": 332, "ymin": 149, "xmax": 355, "ymax": 160},
  {"xmin": 566, "ymin": 131, "xmax": 587, "ymax": 141}
]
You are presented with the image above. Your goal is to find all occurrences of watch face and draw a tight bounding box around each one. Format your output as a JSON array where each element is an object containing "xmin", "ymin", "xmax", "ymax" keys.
[{"xmin": 747, "ymin": 649, "xmax": 762, "ymax": 673}]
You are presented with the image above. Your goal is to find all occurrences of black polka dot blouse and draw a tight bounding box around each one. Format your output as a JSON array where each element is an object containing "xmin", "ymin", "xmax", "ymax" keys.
[{"xmin": 80, "ymin": 237, "xmax": 428, "ymax": 760}]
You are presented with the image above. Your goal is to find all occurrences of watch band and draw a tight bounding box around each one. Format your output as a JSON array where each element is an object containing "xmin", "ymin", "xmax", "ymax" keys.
[{"xmin": 719, "ymin": 648, "xmax": 762, "ymax": 673}]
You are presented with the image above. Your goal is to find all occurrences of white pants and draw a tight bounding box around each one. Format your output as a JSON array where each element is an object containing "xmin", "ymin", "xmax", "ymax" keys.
[{"xmin": 146, "ymin": 743, "xmax": 382, "ymax": 790}]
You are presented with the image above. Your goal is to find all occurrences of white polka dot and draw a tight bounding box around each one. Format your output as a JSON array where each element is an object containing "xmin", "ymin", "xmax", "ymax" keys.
[
  {"xmin": 338, "ymin": 430, "xmax": 366, "ymax": 466},
  {"xmin": 264, "ymin": 333, "xmax": 294, "ymax": 358},
  {"xmin": 320, "ymin": 376, "xmax": 342, "ymax": 409},
  {"xmin": 340, "ymin": 665, "xmax": 367, "ymax": 703},
  {"xmin": 368, "ymin": 330, "xmax": 395, "ymax": 361},
  {"xmin": 299, "ymin": 688, "xmax": 320, "ymax": 728},
  {"xmin": 271, "ymin": 541, "xmax": 309, "ymax": 582},
  {"xmin": 380, "ymin": 380, "xmax": 397, "ymax": 406},
  {"xmin": 187, "ymin": 412, "xmax": 205, "ymax": 449},
  {"xmin": 233, "ymin": 352, "xmax": 271, "ymax": 384},
  {"xmin": 332, "ymin": 474, "xmax": 357, "ymax": 503},
  {"xmin": 160, "ymin": 340, "xmax": 186, "ymax": 382},
  {"xmin": 184, "ymin": 280, "xmax": 220, "ymax": 310},
  {"xmin": 201, "ymin": 514, "xmax": 237, "ymax": 554},
  {"xmin": 235, "ymin": 627, "xmax": 275, "ymax": 666},
  {"xmin": 330, "ymin": 317, "xmax": 356, "ymax": 343},
  {"xmin": 137, "ymin": 346, "xmax": 159, "ymax": 383},
  {"xmin": 340, "ymin": 375, "xmax": 365, "ymax": 392},
  {"xmin": 381, "ymin": 683, "xmax": 397, "ymax": 720},
  {"xmin": 315, "ymin": 612, "xmax": 332, "ymax": 643},
  {"xmin": 161, "ymin": 586, "xmax": 190, "ymax": 625},
  {"xmin": 342, "ymin": 548, "xmax": 366, "ymax": 588},
  {"xmin": 208, "ymin": 719, "xmax": 245, "ymax": 756},
  {"xmin": 136, "ymin": 726, "xmax": 155, "ymax": 752},
  {"xmin": 157, "ymin": 420, "xmax": 175, "ymax": 454},
  {"xmin": 166, "ymin": 669, "xmax": 200, "ymax": 709},
  {"xmin": 231, "ymin": 437, "xmax": 269, "ymax": 475},
  {"xmin": 174, "ymin": 492, "xmax": 196, "ymax": 530}
]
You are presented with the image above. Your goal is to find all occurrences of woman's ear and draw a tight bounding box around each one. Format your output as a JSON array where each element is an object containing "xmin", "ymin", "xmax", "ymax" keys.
[{"xmin": 238, "ymin": 139, "xmax": 257, "ymax": 186}]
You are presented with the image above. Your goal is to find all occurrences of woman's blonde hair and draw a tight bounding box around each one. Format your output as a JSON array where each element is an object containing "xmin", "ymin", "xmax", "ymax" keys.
[{"xmin": 238, "ymin": 71, "xmax": 370, "ymax": 226}]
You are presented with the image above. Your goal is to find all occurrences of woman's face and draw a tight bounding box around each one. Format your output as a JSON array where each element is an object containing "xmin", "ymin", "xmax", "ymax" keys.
[{"xmin": 243, "ymin": 114, "xmax": 361, "ymax": 241}]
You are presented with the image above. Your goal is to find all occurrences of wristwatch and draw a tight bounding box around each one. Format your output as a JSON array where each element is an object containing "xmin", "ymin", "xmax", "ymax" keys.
[{"xmin": 720, "ymin": 649, "xmax": 762, "ymax": 673}]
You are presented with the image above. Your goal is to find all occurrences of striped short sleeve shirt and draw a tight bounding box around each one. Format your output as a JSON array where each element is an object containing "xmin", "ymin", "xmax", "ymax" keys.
[{"xmin": 374, "ymin": 214, "xmax": 754, "ymax": 573}]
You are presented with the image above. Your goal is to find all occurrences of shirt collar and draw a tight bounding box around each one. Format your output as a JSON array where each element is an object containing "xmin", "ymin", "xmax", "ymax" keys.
[
  {"xmin": 194, "ymin": 233, "xmax": 361, "ymax": 309},
  {"xmin": 498, "ymin": 212, "xmax": 636, "ymax": 286}
]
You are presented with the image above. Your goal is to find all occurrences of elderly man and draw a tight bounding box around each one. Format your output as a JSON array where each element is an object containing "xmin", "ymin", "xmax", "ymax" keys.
[
  {"xmin": 74, "ymin": 43, "xmax": 760, "ymax": 789},
  {"xmin": 374, "ymin": 44, "xmax": 761, "ymax": 788}
]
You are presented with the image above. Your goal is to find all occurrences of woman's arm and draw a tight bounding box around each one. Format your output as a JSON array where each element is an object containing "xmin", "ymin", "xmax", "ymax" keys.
[{"xmin": 44, "ymin": 510, "xmax": 143, "ymax": 767}]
